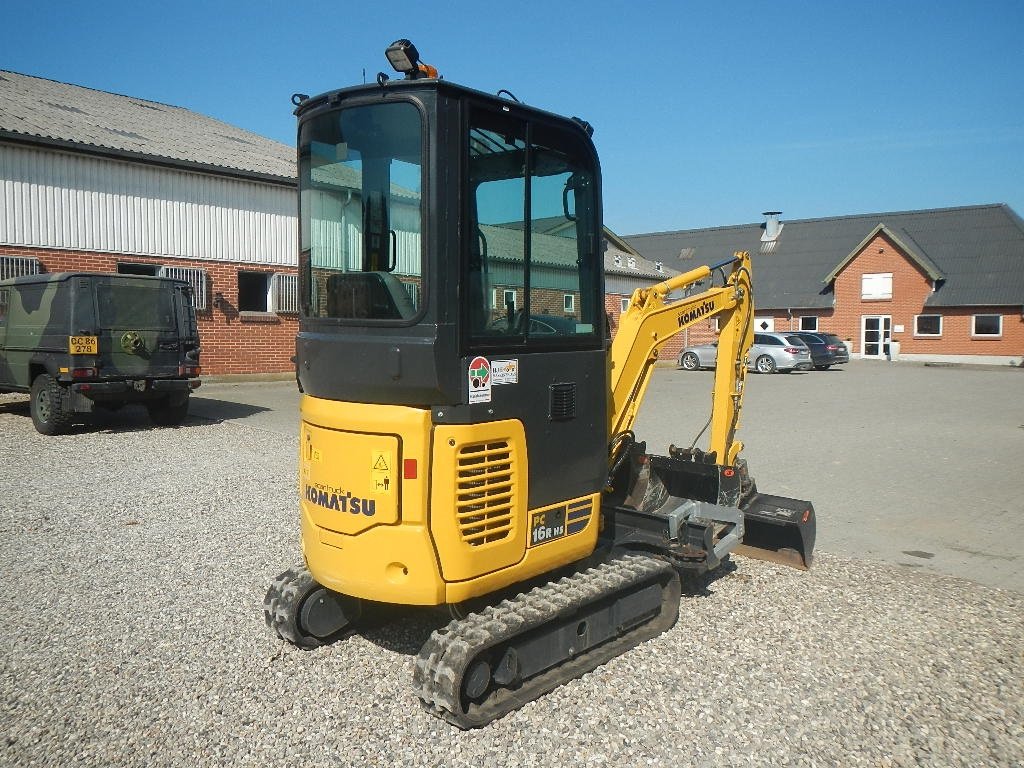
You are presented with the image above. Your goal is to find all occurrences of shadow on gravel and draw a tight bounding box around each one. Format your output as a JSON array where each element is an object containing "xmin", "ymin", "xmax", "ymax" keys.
[
  {"xmin": 361, "ymin": 606, "xmax": 449, "ymax": 656},
  {"xmin": 0, "ymin": 398, "xmax": 29, "ymax": 415},
  {"xmin": 682, "ymin": 557, "xmax": 738, "ymax": 597},
  {"xmin": 188, "ymin": 398, "xmax": 271, "ymax": 423},
  {"xmin": 0, "ymin": 394, "xmax": 267, "ymax": 434}
]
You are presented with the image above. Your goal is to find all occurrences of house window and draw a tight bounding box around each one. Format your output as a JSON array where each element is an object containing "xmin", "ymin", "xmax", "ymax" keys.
[
  {"xmin": 861, "ymin": 273, "xmax": 893, "ymax": 300},
  {"xmin": 238, "ymin": 271, "xmax": 271, "ymax": 312},
  {"xmin": 491, "ymin": 288, "xmax": 517, "ymax": 312},
  {"xmin": 270, "ymin": 273, "xmax": 299, "ymax": 314},
  {"xmin": 914, "ymin": 314, "xmax": 942, "ymax": 337},
  {"xmin": 972, "ymin": 314, "xmax": 1002, "ymax": 337},
  {"xmin": 799, "ymin": 316, "xmax": 818, "ymax": 331},
  {"xmin": 159, "ymin": 266, "xmax": 209, "ymax": 310},
  {"xmin": 0, "ymin": 256, "xmax": 42, "ymax": 280},
  {"xmin": 620, "ymin": 297, "xmax": 630, "ymax": 313},
  {"xmin": 563, "ymin": 293, "xmax": 575, "ymax": 313}
]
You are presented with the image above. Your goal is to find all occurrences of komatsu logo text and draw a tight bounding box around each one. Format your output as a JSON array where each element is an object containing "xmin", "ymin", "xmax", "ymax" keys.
[
  {"xmin": 305, "ymin": 483, "xmax": 376, "ymax": 516},
  {"xmin": 677, "ymin": 299, "xmax": 715, "ymax": 327}
]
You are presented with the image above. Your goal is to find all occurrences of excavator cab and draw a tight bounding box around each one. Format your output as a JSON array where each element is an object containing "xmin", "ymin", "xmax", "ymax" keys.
[
  {"xmin": 270, "ymin": 43, "xmax": 814, "ymax": 729},
  {"xmin": 292, "ymin": 72, "xmax": 617, "ymax": 606}
]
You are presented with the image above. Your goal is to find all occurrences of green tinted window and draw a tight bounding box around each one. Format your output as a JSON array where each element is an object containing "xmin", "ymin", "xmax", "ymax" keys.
[{"xmin": 97, "ymin": 283, "xmax": 176, "ymax": 330}]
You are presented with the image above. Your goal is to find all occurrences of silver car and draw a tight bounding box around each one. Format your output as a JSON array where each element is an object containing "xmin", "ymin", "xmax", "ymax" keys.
[{"xmin": 677, "ymin": 332, "xmax": 813, "ymax": 374}]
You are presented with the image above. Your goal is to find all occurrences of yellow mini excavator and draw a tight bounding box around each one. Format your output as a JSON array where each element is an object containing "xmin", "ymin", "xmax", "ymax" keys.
[{"xmin": 265, "ymin": 40, "xmax": 815, "ymax": 728}]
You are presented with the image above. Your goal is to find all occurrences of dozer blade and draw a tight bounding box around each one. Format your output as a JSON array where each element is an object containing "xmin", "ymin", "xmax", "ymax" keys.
[{"xmin": 734, "ymin": 493, "xmax": 816, "ymax": 570}]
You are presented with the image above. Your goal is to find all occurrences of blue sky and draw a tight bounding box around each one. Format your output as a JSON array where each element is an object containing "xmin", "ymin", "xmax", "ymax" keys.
[{"xmin": 4, "ymin": 1, "xmax": 1022, "ymax": 235}]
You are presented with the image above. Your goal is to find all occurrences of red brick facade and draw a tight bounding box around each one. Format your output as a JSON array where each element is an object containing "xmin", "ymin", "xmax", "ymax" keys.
[
  {"xmin": 1, "ymin": 244, "xmax": 298, "ymax": 375},
  {"xmin": 748, "ymin": 233, "xmax": 1024, "ymax": 360}
]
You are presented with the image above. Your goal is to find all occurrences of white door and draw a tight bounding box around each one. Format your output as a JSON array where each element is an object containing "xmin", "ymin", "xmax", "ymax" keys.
[{"xmin": 861, "ymin": 315, "xmax": 891, "ymax": 358}]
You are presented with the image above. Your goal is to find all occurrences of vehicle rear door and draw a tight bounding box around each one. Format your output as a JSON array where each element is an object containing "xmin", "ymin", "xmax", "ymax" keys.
[{"xmin": 94, "ymin": 277, "xmax": 182, "ymax": 378}]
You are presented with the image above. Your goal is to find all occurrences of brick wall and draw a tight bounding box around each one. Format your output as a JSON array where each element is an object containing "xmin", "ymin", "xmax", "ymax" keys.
[
  {"xmin": 753, "ymin": 232, "xmax": 1023, "ymax": 359},
  {"xmin": 0, "ymin": 244, "xmax": 298, "ymax": 375}
]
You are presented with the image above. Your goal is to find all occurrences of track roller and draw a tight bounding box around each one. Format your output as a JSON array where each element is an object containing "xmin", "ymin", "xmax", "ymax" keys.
[{"xmin": 264, "ymin": 565, "xmax": 363, "ymax": 650}]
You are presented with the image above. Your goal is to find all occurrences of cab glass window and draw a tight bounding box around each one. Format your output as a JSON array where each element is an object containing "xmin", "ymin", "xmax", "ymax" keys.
[
  {"xmin": 466, "ymin": 106, "xmax": 599, "ymax": 345},
  {"xmin": 299, "ymin": 102, "xmax": 423, "ymax": 321}
]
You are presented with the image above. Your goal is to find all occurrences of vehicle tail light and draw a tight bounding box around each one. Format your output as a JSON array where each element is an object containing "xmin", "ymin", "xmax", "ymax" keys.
[
  {"xmin": 825, "ymin": 344, "xmax": 841, "ymax": 351},
  {"xmin": 71, "ymin": 367, "xmax": 96, "ymax": 379},
  {"xmin": 783, "ymin": 347, "xmax": 804, "ymax": 354},
  {"xmin": 178, "ymin": 365, "xmax": 202, "ymax": 377}
]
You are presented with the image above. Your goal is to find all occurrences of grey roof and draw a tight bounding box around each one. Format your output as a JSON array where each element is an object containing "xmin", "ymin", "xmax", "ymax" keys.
[
  {"xmin": 625, "ymin": 204, "xmax": 1024, "ymax": 309},
  {"xmin": 0, "ymin": 70, "xmax": 295, "ymax": 184},
  {"xmin": 604, "ymin": 241, "xmax": 677, "ymax": 281}
]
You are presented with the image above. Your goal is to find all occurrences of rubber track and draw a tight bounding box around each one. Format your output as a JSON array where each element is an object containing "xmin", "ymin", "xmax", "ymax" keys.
[{"xmin": 412, "ymin": 553, "xmax": 680, "ymax": 729}]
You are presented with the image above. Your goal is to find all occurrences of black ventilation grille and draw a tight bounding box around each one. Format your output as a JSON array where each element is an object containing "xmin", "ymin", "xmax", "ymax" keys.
[{"xmin": 549, "ymin": 383, "xmax": 577, "ymax": 421}]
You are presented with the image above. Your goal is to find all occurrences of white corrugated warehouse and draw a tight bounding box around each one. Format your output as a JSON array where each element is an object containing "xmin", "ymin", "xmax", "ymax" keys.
[{"xmin": 0, "ymin": 70, "xmax": 299, "ymax": 375}]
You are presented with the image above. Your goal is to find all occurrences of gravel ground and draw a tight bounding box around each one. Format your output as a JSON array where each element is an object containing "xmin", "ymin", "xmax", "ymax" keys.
[{"xmin": 1, "ymin": 396, "xmax": 1022, "ymax": 767}]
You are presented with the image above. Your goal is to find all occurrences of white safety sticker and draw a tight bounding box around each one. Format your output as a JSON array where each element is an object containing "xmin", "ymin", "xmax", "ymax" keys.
[
  {"xmin": 491, "ymin": 359, "xmax": 519, "ymax": 385},
  {"xmin": 468, "ymin": 356, "xmax": 491, "ymax": 404}
]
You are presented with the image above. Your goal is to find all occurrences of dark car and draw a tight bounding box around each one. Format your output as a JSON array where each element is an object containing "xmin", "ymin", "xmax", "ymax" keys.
[
  {"xmin": 814, "ymin": 332, "xmax": 850, "ymax": 365},
  {"xmin": 0, "ymin": 272, "xmax": 202, "ymax": 434},
  {"xmin": 789, "ymin": 332, "xmax": 838, "ymax": 370}
]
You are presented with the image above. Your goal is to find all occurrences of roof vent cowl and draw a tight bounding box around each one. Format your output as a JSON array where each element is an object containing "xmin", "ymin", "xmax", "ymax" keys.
[{"xmin": 761, "ymin": 211, "xmax": 783, "ymax": 241}]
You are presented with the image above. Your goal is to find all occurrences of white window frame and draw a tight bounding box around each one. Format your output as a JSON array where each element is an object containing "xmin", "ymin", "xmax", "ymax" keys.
[
  {"xmin": 914, "ymin": 314, "xmax": 942, "ymax": 337},
  {"xmin": 972, "ymin": 314, "xmax": 1002, "ymax": 337},
  {"xmin": 491, "ymin": 288, "xmax": 517, "ymax": 312},
  {"xmin": 563, "ymin": 293, "xmax": 575, "ymax": 314},
  {"xmin": 0, "ymin": 256, "xmax": 42, "ymax": 281},
  {"xmin": 270, "ymin": 272, "xmax": 299, "ymax": 314},
  {"xmin": 158, "ymin": 266, "xmax": 208, "ymax": 310},
  {"xmin": 799, "ymin": 316, "xmax": 818, "ymax": 332},
  {"xmin": 620, "ymin": 297, "xmax": 630, "ymax": 313},
  {"xmin": 861, "ymin": 272, "xmax": 893, "ymax": 300}
]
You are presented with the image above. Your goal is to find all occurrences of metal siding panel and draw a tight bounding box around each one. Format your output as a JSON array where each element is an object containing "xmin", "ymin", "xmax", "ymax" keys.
[{"xmin": 0, "ymin": 143, "xmax": 295, "ymax": 265}]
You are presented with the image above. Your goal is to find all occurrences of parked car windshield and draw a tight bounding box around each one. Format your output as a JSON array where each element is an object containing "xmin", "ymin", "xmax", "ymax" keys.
[{"xmin": 784, "ymin": 335, "xmax": 808, "ymax": 346}]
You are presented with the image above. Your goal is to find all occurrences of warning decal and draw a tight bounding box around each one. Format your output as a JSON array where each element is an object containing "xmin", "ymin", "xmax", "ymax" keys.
[
  {"xmin": 371, "ymin": 451, "xmax": 394, "ymax": 495},
  {"xmin": 468, "ymin": 356, "xmax": 491, "ymax": 404}
]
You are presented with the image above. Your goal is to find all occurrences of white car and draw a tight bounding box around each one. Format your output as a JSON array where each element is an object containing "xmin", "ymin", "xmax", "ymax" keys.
[{"xmin": 678, "ymin": 332, "xmax": 813, "ymax": 374}]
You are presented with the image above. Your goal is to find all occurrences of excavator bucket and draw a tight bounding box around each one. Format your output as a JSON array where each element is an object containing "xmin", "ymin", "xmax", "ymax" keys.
[{"xmin": 735, "ymin": 493, "xmax": 816, "ymax": 570}]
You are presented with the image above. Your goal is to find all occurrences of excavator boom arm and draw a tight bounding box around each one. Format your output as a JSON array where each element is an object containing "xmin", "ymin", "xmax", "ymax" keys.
[{"xmin": 608, "ymin": 251, "xmax": 753, "ymax": 465}]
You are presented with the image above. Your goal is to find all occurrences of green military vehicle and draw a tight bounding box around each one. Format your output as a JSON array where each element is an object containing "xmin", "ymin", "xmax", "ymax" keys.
[{"xmin": 0, "ymin": 272, "xmax": 202, "ymax": 435}]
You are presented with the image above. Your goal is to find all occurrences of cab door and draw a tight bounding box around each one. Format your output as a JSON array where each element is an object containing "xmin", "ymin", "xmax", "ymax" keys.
[{"xmin": 461, "ymin": 103, "xmax": 606, "ymax": 510}]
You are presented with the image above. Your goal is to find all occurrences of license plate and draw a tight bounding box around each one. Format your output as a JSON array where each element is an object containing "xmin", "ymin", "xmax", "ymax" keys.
[{"xmin": 69, "ymin": 335, "xmax": 98, "ymax": 355}]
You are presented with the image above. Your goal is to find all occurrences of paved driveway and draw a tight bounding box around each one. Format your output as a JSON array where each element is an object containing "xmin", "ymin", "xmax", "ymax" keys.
[
  {"xmin": 190, "ymin": 361, "xmax": 1024, "ymax": 592},
  {"xmin": 636, "ymin": 360, "xmax": 1024, "ymax": 592}
]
